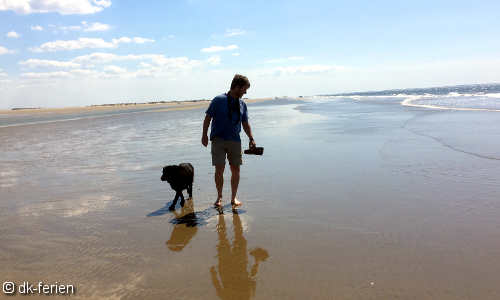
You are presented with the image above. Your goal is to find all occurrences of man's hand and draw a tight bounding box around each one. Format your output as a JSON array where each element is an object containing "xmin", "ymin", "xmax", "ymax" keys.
[
  {"xmin": 249, "ymin": 139, "xmax": 256, "ymax": 149},
  {"xmin": 202, "ymin": 135, "xmax": 209, "ymax": 147}
]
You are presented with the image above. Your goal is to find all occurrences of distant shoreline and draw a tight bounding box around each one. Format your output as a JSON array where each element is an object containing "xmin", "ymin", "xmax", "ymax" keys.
[
  {"xmin": 1, "ymin": 97, "xmax": 300, "ymax": 116},
  {"xmin": 7, "ymin": 99, "xmax": 211, "ymax": 112}
]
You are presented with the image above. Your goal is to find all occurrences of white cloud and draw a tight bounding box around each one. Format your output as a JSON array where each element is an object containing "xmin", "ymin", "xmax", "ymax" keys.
[
  {"xmin": 19, "ymin": 59, "xmax": 81, "ymax": 68},
  {"xmin": 83, "ymin": 22, "xmax": 110, "ymax": 31},
  {"xmin": 28, "ymin": 37, "xmax": 153, "ymax": 52},
  {"xmin": 0, "ymin": 46, "xmax": 16, "ymax": 54},
  {"xmin": 7, "ymin": 31, "xmax": 20, "ymax": 38},
  {"xmin": 20, "ymin": 69, "xmax": 104, "ymax": 80},
  {"xmin": 71, "ymin": 53, "xmax": 122, "ymax": 63},
  {"xmin": 29, "ymin": 38, "xmax": 115, "ymax": 52},
  {"xmin": 134, "ymin": 68, "xmax": 155, "ymax": 78},
  {"xmin": 0, "ymin": 0, "xmax": 112, "ymax": 15},
  {"xmin": 71, "ymin": 69, "xmax": 99, "ymax": 75},
  {"xmin": 150, "ymin": 56, "xmax": 191, "ymax": 67},
  {"xmin": 1, "ymin": 79, "xmax": 11, "ymax": 83},
  {"xmin": 111, "ymin": 37, "xmax": 132, "ymax": 44},
  {"xmin": 49, "ymin": 22, "xmax": 111, "ymax": 33},
  {"xmin": 265, "ymin": 57, "xmax": 305, "ymax": 63},
  {"xmin": 0, "ymin": 72, "xmax": 8, "ymax": 77},
  {"xmin": 206, "ymin": 55, "xmax": 221, "ymax": 65},
  {"xmin": 93, "ymin": 0, "xmax": 111, "ymax": 7},
  {"xmin": 133, "ymin": 37, "xmax": 154, "ymax": 44},
  {"xmin": 31, "ymin": 25, "xmax": 44, "ymax": 31},
  {"xmin": 110, "ymin": 37, "xmax": 154, "ymax": 44},
  {"xmin": 104, "ymin": 65, "xmax": 127, "ymax": 74},
  {"xmin": 225, "ymin": 29, "xmax": 246, "ymax": 36},
  {"xmin": 201, "ymin": 45, "xmax": 238, "ymax": 52},
  {"xmin": 126, "ymin": 55, "xmax": 220, "ymax": 77},
  {"xmin": 259, "ymin": 71, "xmax": 273, "ymax": 76},
  {"xmin": 49, "ymin": 24, "xmax": 82, "ymax": 33},
  {"xmin": 212, "ymin": 29, "xmax": 247, "ymax": 37},
  {"xmin": 71, "ymin": 53, "xmax": 146, "ymax": 64},
  {"xmin": 232, "ymin": 53, "xmax": 240, "ymax": 56},
  {"xmin": 71, "ymin": 53, "xmax": 213, "ymax": 69},
  {"xmin": 260, "ymin": 65, "xmax": 344, "ymax": 76},
  {"xmin": 18, "ymin": 53, "xmax": 222, "ymax": 83},
  {"xmin": 265, "ymin": 58, "xmax": 285, "ymax": 63},
  {"xmin": 21, "ymin": 71, "xmax": 73, "ymax": 79}
]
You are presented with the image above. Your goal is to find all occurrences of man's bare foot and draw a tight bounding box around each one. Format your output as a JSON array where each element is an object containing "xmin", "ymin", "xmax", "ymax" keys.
[
  {"xmin": 231, "ymin": 198, "xmax": 242, "ymax": 206},
  {"xmin": 214, "ymin": 197, "xmax": 222, "ymax": 206}
]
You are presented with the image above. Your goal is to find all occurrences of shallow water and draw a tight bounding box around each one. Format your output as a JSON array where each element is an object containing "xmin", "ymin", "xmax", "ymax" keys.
[{"xmin": 1, "ymin": 97, "xmax": 500, "ymax": 299}]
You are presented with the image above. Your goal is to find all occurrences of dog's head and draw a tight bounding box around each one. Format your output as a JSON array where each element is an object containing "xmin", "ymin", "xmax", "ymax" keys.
[{"xmin": 161, "ymin": 165, "xmax": 177, "ymax": 182}]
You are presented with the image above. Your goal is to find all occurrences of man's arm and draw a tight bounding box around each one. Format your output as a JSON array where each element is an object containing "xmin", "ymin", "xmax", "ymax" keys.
[
  {"xmin": 202, "ymin": 114, "xmax": 212, "ymax": 147},
  {"xmin": 242, "ymin": 121, "xmax": 256, "ymax": 149}
]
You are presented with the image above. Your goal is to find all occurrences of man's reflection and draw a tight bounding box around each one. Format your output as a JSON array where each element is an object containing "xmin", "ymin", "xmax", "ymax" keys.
[
  {"xmin": 166, "ymin": 200, "xmax": 198, "ymax": 251},
  {"xmin": 211, "ymin": 209, "xmax": 269, "ymax": 300}
]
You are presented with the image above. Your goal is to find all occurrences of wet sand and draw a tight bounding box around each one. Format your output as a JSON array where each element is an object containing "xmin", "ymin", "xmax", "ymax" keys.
[{"xmin": 1, "ymin": 97, "xmax": 500, "ymax": 299}]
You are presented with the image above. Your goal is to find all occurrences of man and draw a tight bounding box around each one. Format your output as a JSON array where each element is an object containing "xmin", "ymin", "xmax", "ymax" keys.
[{"xmin": 201, "ymin": 74, "xmax": 256, "ymax": 206}]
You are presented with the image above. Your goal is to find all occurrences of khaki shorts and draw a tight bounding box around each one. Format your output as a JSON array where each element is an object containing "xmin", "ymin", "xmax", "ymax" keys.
[{"xmin": 211, "ymin": 136, "xmax": 243, "ymax": 166}]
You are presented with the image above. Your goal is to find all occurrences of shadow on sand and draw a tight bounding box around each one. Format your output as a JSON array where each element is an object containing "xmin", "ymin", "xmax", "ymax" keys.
[{"xmin": 147, "ymin": 200, "xmax": 246, "ymax": 227}]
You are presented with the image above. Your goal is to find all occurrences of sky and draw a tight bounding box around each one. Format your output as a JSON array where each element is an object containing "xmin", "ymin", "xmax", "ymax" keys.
[{"xmin": 0, "ymin": 0, "xmax": 499, "ymax": 109}]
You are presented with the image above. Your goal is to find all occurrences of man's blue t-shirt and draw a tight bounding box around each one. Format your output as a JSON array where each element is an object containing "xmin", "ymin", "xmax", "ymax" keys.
[{"xmin": 206, "ymin": 93, "xmax": 248, "ymax": 142}]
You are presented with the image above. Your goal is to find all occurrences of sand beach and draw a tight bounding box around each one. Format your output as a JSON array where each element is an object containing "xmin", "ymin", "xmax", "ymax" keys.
[{"xmin": 1, "ymin": 95, "xmax": 500, "ymax": 299}]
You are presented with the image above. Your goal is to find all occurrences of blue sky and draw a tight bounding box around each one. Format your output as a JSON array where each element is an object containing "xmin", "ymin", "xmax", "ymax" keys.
[{"xmin": 1, "ymin": 0, "xmax": 499, "ymax": 109}]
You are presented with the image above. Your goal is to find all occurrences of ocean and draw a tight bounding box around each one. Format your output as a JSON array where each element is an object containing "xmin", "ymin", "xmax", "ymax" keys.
[
  {"xmin": 1, "ymin": 83, "xmax": 500, "ymax": 299},
  {"xmin": 330, "ymin": 83, "xmax": 500, "ymax": 111}
]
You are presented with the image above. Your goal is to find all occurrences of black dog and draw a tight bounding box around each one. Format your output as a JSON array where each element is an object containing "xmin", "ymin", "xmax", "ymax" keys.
[{"xmin": 161, "ymin": 163, "xmax": 194, "ymax": 210}]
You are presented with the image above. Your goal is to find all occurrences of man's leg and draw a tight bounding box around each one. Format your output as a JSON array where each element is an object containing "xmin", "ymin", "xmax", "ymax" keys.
[
  {"xmin": 230, "ymin": 165, "xmax": 241, "ymax": 206},
  {"xmin": 214, "ymin": 164, "xmax": 225, "ymax": 206}
]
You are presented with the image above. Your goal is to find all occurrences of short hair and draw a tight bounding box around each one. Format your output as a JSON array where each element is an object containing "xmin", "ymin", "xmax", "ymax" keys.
[{"xmin": 230, "ymin": 74, "xmax": 250, "ymax": 89}]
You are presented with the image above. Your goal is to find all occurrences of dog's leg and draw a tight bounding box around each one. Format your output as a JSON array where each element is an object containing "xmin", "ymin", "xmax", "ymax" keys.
[
  {"xmin": 169, "ymin": 193, "xmax": 180, "ymax": 211},
  {"xmin": 180, "ymin": 192, "xmax": 186, "ymax": 207},
  {"xmin": 187, "ymin": 185, "xmax": 193, "ymax": 200}
]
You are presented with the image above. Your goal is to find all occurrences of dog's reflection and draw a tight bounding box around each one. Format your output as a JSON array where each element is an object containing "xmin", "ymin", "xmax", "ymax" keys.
[
  {"xmin": 211, "ymin": 208, "xmax": 269, "ymax": 300},
  {"xmin": 166, "ymin": 200, "xmax": 198, "ymax": 251}
]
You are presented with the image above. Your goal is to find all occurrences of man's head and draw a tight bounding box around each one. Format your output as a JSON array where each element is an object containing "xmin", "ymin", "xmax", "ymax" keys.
[{"xmin": 230, "ymin": 74, "xmax": 250, "ymax": 99}]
